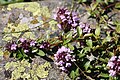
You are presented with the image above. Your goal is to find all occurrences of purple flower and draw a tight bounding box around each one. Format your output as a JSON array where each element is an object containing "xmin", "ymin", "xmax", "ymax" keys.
[
  {"xmin": 56, "ymin": 46, "xmax": 71, "ymax": 54},
  {"xmin": 110, "ymin": 56, "xmax": 117, "ymax": 61},
  {"xmin": 54, "ymin": 46, "xmax": 75, "ymax": 72},
  {"xmin": 5, "ymin": 42, "xmax": 17, "ymax": 51},
  {"xmin": 65, "ymin": 63, "xmax": 71, "ymax": 67},
  {"xmin": 65, "ymin": 11, "xmax": 70, "ymax": 15},
  {"xmin": 79, "ymin": 23, "xmax": 91, "ymax": 34},
  {"xmin": 19, "ymin": 39, "xmax": 31, "ymax": 53},
  {"xmin": 19, "ymin": 38, "xmax": 26, "ymax": 43},
  {"xmin": 57, "ymin": 24, "xmax": 62, "ymax": 29},
  {"xmin": 107, "ymin": 56, "xmax": 120, "ymax": 76},
  {"xmin": 54, "ymin": 7, "xmax": 92, "ymax": 34},
  {"xmin": 68, "ymin": 20, "xmax": 72, "ymax": 24},
  {"xmin": 79, "ymin": 22, "xmax": 85, "ymax": 28},
  {"xmin": 30, "ymin": 40, "xmax": 36, "ymax": 47},
  {"xmin": 65, "ymin": 54, "xmax": 71, "ymax": 61},
  {"xmin": 72, "ymin": 22, "xmax": 78, "ymax": 27},
  {"xmin": 60, "ymin": 15, "xmax": 65, "ymax": 19},
  {"xmin": 62, "ymin": 18, "xmax": 67, "ymax": 22},
  {"xmin": 118, "ymin": 67, "xmax": 120, "ymax": 70},
  {"xmin": 21, "ymin": 42, "xmax": 29, "ymax": 49},
  {"xmin": 59, "ymin": 60, "xmax": 65, "ymax": 66},
  {"xmin": 73, "ymin": 16, "xmax": 79, "ymax": 22},
  {"xmin": 53, "ymin": 14, "xmax": 57, "ymax": 20},
  {"xmin": 107, "ymin": 61, "xmax": 115, "ymax": 69},
  {"xmin": 59, "ymin": 67, "xmax": 67, "ymax": 71},
  {"xmin": 24, "ymin": 49, "xmax": 29, "ymax": 53},
  {"xmin": 39, "ymin": 42, "xmax": 50, "ymax": 50},
  {"xmin": 11, "ymin": 44, "xmax": 17, "ymax": 50},
  {"xmin": 109, "ymin": 70, "xmax": 116, "ymax": 77},
  {"xmin": 72, "ymin": 12, "xmax": 78, "ymax": 16},
  {"xmin": 53, "ymin": 8, "xmax": 80, "ymax": 32}
]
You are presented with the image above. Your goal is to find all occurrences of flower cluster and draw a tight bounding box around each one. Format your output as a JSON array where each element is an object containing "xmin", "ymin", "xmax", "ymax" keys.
[
  {"xmin": 39, "ymin": 42, "xmax": 50, "ymax": 50},
  {"xmin": 79, "ymin": 22, "xmax": 91, "ymax": 34},
  {"xmin": 54, "ymin": 8, "xmax": 79, "ymax": 32},
  {"xmin": 54, "ymin": 8, "xmax": 91, "ymax": 33},
  {"xmin": 6, "ymin": 38, "xmax": 37, "ymax": 53},
  {"xmin": 6, "ymin": 42, "xmax": 17, "ymax": 51},
  {"xmin": 5, "ymin": 38, "xmax": 51, "ymax": 54},
  {"xmin": 107, "ymin": 56, "xmax": 120, "ymax": 76},
  {"xmin": 54, "ymin": 46, "xmax": 76, "ymax": 72},
  {"xmin": 19, "ymin": 38, "xmax": 37, "ymax": 53}
]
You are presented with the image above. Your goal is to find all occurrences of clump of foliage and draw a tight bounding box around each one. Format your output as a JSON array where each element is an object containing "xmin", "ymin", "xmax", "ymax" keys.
[
  {"xmin": 1, "ymin": 0, "xmax": 120, "ymax": 80},
  {"xmin": 5, "ymin": 38, "xmax": 50, "ymax": 60}
]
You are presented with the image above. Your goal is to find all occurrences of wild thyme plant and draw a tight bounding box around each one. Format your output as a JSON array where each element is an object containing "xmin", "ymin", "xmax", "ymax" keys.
[{"xmin": 3, "ymin": 1, "xmax": 120, "ymax": 80}]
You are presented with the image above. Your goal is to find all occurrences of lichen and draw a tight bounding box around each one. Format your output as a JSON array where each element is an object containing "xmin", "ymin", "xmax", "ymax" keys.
[
  {"xmin": 4, "ymin": 60, "xmax": 51, "ymax": 80},
  {"xmin": 0, "ymin": 49, "xmax": 4, "ymax": 57},
  {"xmin": 2, "ymin": 23, "xmax": 36, "ymax": 41},
  {"xmin": 7, "ymin": 2, "xmax": 50, "ymax": 17}
]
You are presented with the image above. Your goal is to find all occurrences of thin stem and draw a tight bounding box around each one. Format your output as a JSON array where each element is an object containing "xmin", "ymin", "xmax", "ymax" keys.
[{"xmin": 73, "ymin": 62, "xmax": 95, "ymax": 80}]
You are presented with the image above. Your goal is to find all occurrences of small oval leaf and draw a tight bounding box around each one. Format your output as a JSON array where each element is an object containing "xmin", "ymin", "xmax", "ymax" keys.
[
  {"xmin": 37, "ymin": 50, "xmax": 45, "ymax": 56},
  {"xmin": 77, "ymin": 26, "xmax": 82, "ymax": 37},
  {"xmin": 95, "ymin": 27, "xmax": 100, "ymax": 36}
]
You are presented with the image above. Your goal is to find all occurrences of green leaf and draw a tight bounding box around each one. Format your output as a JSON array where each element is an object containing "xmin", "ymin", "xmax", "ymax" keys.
[
  {"xmin": 99, "ymin": 73, "xmax": 109, "ymax": 78},
  {"xmin": 86, "ymin": 70, "xmax": 91, "ymax": 73},
  {"xmin": 86, "ymin": 40, "xmax": 92, "ymax": 48},
  {"xmin": 70, "ymin": 70, "xmax": 76, "ymax": 80},
  {"xmin": 68, "ymin": 43, "xmax": 74, "ymax": 50},
  {"xmin": 37, "ymin": 50, "xmax": 45, "ymax": 56},
  {"xmin": 91, "ymin": 2, "xmax": 98, "ymax": 10},
  {"xmin": 70, "ymin": 68, "xmax": 80, "ymax": 80},
  {"xmin": 21, "ymin": 49, "xmax": 28, "ymax": 58},
  {"xmin": 108, "ymin": 52, "xmax": 114, "ymax": 56},
  {"xmin": 96, "ymin": 0, "xmax": 102, "ymax": 2},
  {"xmin": 102, "ymin": 36, "xmax": 111, "ymax": 44},
  {"xmin": 17, "ymin": 50, "xmax": 23, "ymax": 59},
  {"xmin": 95, "ymin": 27, "xmax": 100, "ymax": 36},
  {"xmin": 78, "ymin": 49, "xmax": 86, "ymax": 58},
  {"xmin": 63, "ymin": 39, "xmax": 71, "ymax": 45},
  {"xmin": 99, "ymin": 58, "xmax": 108, "ymax": 63},
  {"xmin": 109, "ymin": 0, "xmax": 114, "ymax": 2},
  {"xmin": 78, "ymin": 0, "xmax": 87, "ymax": 3},
  {"xmin": 82, "ymin": 0, "xmax": 87, "ymax": 2},
  {"xmin": 65, "ymin": 31, "xmax": 73, "ymax": 39},
  {"xmin": 84, "ymin": 33, "xmax": 93, "ymax": 38},
  {"xmin": 78, "ymin": 53, "xmax": 86, "ymax": 58},
  {"xmin": 32, "ymin": 48, "xmax": 38, "ymax": 53},
  {"xmin": 106, "ymin": 36, "xmax": 112, "ymax": 41},
  {"xmin": 75, "ymin": 68, "xmax": 79, "ymax": 76},
  {"xmin": 77, "ymin": 26, "xmax": 82, "ymax": 37},
  {"xmin": 84, "ymin": 61, "xmax": 90, "ymax": 70},
  {"xmin": 115, "ymin": 2, "xmax": 120, "ymax": 9},
  {"xmin": 116, "ymin": 24, "xmax": 120, "ymax": 33}
]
